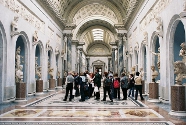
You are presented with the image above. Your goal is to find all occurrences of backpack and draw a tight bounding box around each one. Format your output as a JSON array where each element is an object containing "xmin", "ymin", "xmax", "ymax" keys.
[
  {"xmin": 104, "ymin": 78, "xmax": 112, "ymax": 86},
  {"xmin": 113, "ymin": 79, "xmax": 120, "ymax": 88},
  {"xmin": 121, "ymin": 76, "xmax": 129, "ymax": 89}
]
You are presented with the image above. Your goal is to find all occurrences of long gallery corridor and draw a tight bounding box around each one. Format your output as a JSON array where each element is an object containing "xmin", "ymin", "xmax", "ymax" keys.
[
  {"xmin": 0, "ymin": 87, "xmax": 185, "ymax": 125},
  {"xmin": 1, "ymin": 0, "xmax": 186, "ymax": 124}
]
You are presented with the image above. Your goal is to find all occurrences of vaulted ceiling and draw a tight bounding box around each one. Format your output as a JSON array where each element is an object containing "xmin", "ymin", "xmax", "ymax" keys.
[{"xmin": 37, "ymin": 0, "xmax": 144, "ymax": 55}]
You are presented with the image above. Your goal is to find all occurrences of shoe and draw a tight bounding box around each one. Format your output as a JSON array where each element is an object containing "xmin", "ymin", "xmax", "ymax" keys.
[
  {"xmin": 101, "ymin": 99, "xmax": 106, "ymax": 101},
  {"xmin": 63, "ymin": 99, "xmax": 67, "ymax": 101},
  {"xmin": 141, "ymin": 98, "xmax": 144, "ymax": 101},
  {"xmin": 79, "ymin": 99, "xmax": 85, "ymax": 102},
  {"xmin": 110, "ymin": 100, "xmax": 113, "ymax": 102}
]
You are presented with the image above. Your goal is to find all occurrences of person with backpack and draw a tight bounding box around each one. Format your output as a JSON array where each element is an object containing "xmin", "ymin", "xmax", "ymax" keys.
[
  {"xmin": 101, "ymin": 72, "xmax": 113, "ymax": 102},
  {"xmin": 120, "ymin": 72, "xmax": 129, "ymax": 100},
  {"xmin": 113, "ymin": 73, "xmax": 120, "ymax": 100}
]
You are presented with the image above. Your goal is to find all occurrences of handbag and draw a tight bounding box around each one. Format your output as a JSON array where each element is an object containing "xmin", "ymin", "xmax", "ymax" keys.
[
  {"xmin": 94, "ymin": 86, "xmax": 99, "ymax": 92},
  {"xmin": 72, "ymin": 89, "xmax": 76, "ymax": 95}
]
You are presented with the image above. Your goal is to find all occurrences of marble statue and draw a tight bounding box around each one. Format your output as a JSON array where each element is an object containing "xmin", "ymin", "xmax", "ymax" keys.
[
  {"xmin": 142, "ymin": 31, "xmax": 148, "ymax": 46},
  {"xmin": 15, "ymin": 65, "xmax": 23, "ymax": 83},
  {"xmin": 15, "ymin": 46, "xmax": 21, "ymax": 69},
  {"xmin": 140, "ymin": 68, "xmax": 144, "ymax": 79},
  {"xmin": 35, "ymin": 57, "xmax": 42, "ymax": 80},
  {"xmin": 150, "ymin": 47, "xmax": 160, "ymax": 69},
  {"xmin": 174, "ymin": 61, "xmax": 186, "ymax": 85},
  {"xmin": 36, "ymin": 66, "xmax": 42, "ymax": 80},
  {"xmin": 61, "ymin": 49, "xmax": 65, "ymax": 57},
  {"xmin": 55, "ymin": 46, "xmax": 59, "ymax": 55},
  {"xmin": 179, "ymin": 42, "xmax": 186, "ymax": 57},
  {"xmin": 155, "ymin": 17, "xmax": 163, "ymax": 36},
  {"xmin": 131, "ymin": 66, "xmax": 135, "ymax": 76},
  {"xmin": 33, "ymin": 31, "xmax": 38, "ymax": 43},
  {"xmin": 151, "ymin": 66, "xmax": 159, "ymax": 82},
  {"xmin": 48, "ymin": 68, "xmax": 54, "ymax": 79},
  {"xmin": 11, "ymin": 16, "xmax": 19, "ymax": 32}
]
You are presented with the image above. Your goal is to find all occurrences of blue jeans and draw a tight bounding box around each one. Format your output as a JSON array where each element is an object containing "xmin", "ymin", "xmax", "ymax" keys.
[{"xmin": 128, "ymin": 87, "xmax": 134, "ymax": 97}]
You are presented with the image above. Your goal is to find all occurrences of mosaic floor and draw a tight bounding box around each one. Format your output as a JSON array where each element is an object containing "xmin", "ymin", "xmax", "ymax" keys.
[{"xmin": 0, "ymin": 90, "xmax": 185, "ymax": 125}]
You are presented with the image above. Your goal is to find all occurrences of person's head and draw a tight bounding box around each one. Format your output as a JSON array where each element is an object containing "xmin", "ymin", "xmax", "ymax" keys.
[
  {"xmin": 129, "ymin": 74, "xmax": 134, "ymax": 78},
  {"xmin": 136, "ymin": 72, "xmax": 140, "ymax": 76},
  {"xmin": 96, "ymin": 69, "xmax": 99, "ymax": 73},
  {"xmin": 104, "ymin": 72, "xmax": 108, "ymax": 77},
  {"xmin": 113, "ymin": 73, "xmax": 118, "ymax": 77},
  {"xmin": 121, "ymin": 72, "xmax": 125, "ymax": 77}
]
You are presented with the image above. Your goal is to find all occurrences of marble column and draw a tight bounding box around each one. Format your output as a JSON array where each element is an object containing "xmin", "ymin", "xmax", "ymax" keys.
[
  {"xmin": 86, "ymin": 57, "xmax": 90, "ymax": 71},
  {"xmin": 117, "ymin": 33, "xmax": 124, "ymax": 76},
  {"xmin": 108, "ymin": 57, "xmax": 111, "ymax": 72},
  {"xmin": 65, "ymin": 33, "xmax": 73, "ymax": 71},
  {"xmin": 115, "ymin": 49, "xmax": 118, "ymax": 73},
  {"xmin": 111, "ymin": 48, "xmax": 115, "ymax": 73},
  {"xmin": 79, "ymin": 48, "xmax": 83, "ymax": 73}
]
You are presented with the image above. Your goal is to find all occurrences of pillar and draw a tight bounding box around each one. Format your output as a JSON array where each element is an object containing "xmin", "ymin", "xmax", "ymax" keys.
[
  {"xmin": 86, "ymin": 57, "xmax": 90, "ymax": 71},
  {"xmin": 108, "ymin": 57, "xmax": 111, "ymax": 72},
  {"xmin": 111, "ymin": 48, "xmax": 115, "ymax": 73},
  {"xmin": 117, "ymin": 33, "xmax": 124, "ymax": 76},
  {"xmin": 65, "ymin": 33, "xmax": 73, "ymax": 71}
]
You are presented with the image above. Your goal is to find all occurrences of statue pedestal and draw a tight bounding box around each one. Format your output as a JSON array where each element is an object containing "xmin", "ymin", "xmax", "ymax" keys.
[
  {"xmin": 56, "ymin": 78, "xmax": 62, "ymax": 89},
  {"xmin": 15, "ymin": 82, "xmax": 27, "ymax": 102},
  {"xmin": 147, "ymin": 82, "xmax": 160, "ymax": 102},
  {"xmin": 35, "ymin": 80, "xmax": 43, "ymax": 95},
  {"xmin": 49, "ymin": 79, "xmax": 55, "ymax": 91},
  {"xmin": 169, "ymin": 85, "xmax": 186, "ymax": 117}
]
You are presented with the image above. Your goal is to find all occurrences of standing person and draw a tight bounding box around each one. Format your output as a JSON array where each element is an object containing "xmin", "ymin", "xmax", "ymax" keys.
[
  {"xmin": 128, "ymin": 74, "xmax": 135, "ymax": 98},
  {"xmin": 93, "ymin": 69, "xmax": 101, "ymax": 99},
  {"xmin": 79, "ymin": 72, "xmax": 85, "ymax": 102},
  {"xmin": 88, "ymin": 72, "xmax": 94, "ymax": 98},
  {"xmin": 134, "ymin": 72, "xmax": 144, "ymax": 100},
  {"xmin": 74, "ymin": 72, "xmax": 80, "ymax": 97},
  {"xmin": 120, "ymin": 72, "xmax": 129, "ymax": 100},
  {"xmin": 113, "ymin": 73, "xmax": 120, "ymax": 100},
  {"xmin": 63, "ymin": 71, "xmax": 74, "ymax": 101},
  {"xmin": 101, "ymin": 72, "xmax": 113, "ymax": 102}
]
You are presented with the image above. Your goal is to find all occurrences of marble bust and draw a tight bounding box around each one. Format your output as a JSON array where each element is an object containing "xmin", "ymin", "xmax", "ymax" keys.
[
  {"xmin": 48, "ymin": 68, "xmax": 54, "ymax": 79},
  {"xmin": 36, "ymin": 66, "xmax": 42, "ymax": 80},
  {"xmin": 151, "ymin": 66, "xmax": 159, "ymax": 82},
  {"xmin": 174, "ymin": 61, "xmax": 186, "ymax": 85},
  {"xmin": 11, "ymin": 16, "xmax": 19, "ymax": 32},
  {"xmin": 33, "ymin": 31, "xmax": 38, "ymax": 43}
]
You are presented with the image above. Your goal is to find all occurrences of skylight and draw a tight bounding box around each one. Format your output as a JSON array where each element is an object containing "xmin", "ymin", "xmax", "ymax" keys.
[{"xmin": 92, "ymin": 29, "xmax": 103, "ymax": 41}]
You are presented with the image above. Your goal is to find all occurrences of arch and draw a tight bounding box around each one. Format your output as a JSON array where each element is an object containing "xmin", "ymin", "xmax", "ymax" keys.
[
  {"xmin": 166, "ymin": 14, "xmax": 184, "ymax": 86},
  {"xmin": 73, "ymin": 16, "xmax": 117, "ymax": 40},
  {"xmin": 0, "ymin": 21, "xmax": 7, "ymax": 103},
  {"xmin": 35, "ymin": 41, "xmax": 44, "ymax": 80},
  {"xmin": 66, "ymin": 0, "xmax": 123, "ymax": 24},
  {"xmin": 150, "ymin": 32, "xmax": 160, "ymax": 74}
]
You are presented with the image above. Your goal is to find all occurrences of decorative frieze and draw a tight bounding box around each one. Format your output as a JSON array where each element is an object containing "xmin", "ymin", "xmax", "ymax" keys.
[
  {"xmin": 0, "ymin": 0, "xmax": 45, "ymax": 32},
  {"xmin": 140, "ymin": 0, "xmax": 171, "ymax": 31}
]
